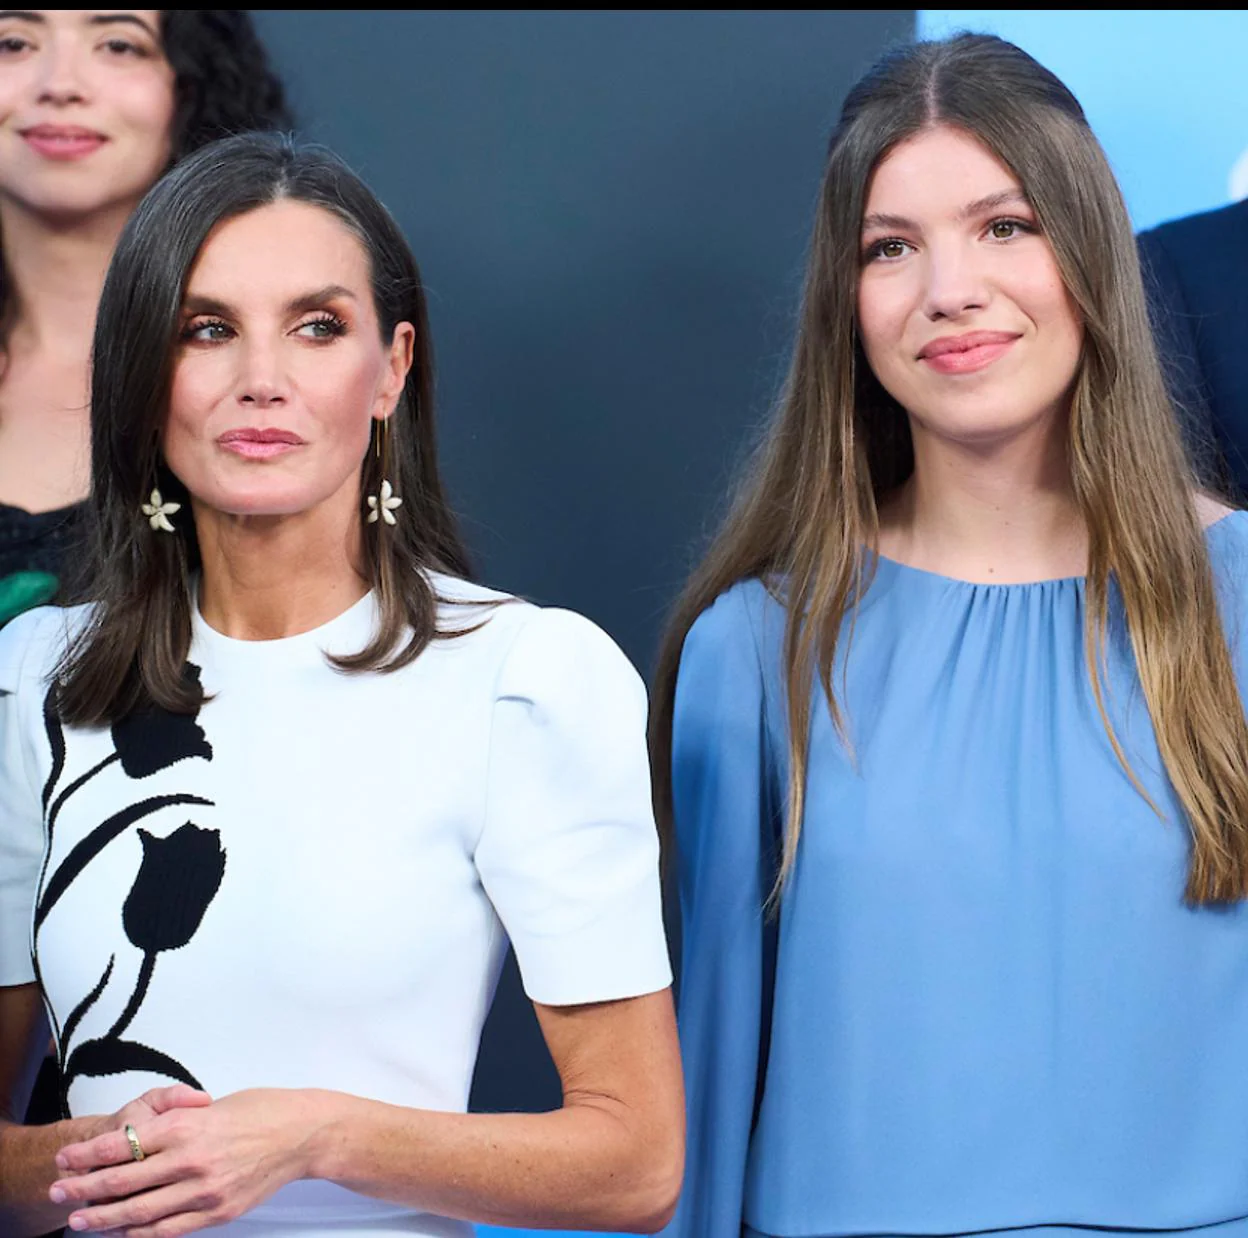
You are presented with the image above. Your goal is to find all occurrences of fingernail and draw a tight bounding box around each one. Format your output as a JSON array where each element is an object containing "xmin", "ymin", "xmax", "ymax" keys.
[
  {"xmin": 55, "ymin": 1155, "xmax": 68, "ymax": 1169},
  {"xmin": 68, "ymin": 1216, "xmax": 87, "ymax": 1231},
  {"xmin": 49, "ymin": 1186, "xmax": 66, "ymax": 1203}
]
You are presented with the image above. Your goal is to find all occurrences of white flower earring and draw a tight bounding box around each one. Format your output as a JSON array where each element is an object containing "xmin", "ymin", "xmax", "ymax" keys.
[
  {"xmin": 366, "ymin": 416, "xmax": 402, "ymax": 527},
  {"xmin": 367, "ymin": 479, "xmax": 403, "ymax": 526},
  {"xmin": 141, "ymin": 489, "xmax": 181, "ymax": 533}
]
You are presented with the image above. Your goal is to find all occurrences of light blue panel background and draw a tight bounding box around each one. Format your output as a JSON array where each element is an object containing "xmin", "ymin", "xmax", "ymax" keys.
[{"xmin": 920, "ymin": 10, "xmax": 1248, "ymax": 231}]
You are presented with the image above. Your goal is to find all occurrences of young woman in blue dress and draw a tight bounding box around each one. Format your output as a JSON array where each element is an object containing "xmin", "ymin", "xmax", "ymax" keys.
[{"xmin": 653, "ymin": 33, "xmax": 1248, "ymax": 1238}]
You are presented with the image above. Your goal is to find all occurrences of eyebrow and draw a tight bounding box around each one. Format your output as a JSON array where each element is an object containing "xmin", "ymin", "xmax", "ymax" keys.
[
  {"xmin": 861, "ymin": 189, "xmax": 1031, "ymax": 234},
  {"xmin": 0, "ymin": 11, "xmax": 160, "ymax": 39},
  {"xmin": 181, "ymin": 285, "xmax": 359, "ymax": 318},
  {"xmin": 88, "ymin": 13, "xmax": 161, "ymax": 39}
]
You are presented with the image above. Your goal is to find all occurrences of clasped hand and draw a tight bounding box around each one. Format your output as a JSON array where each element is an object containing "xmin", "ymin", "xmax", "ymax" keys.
[{"xmin": 49, "ymin": 1085, "xmax": 315, "ymax": 1237}]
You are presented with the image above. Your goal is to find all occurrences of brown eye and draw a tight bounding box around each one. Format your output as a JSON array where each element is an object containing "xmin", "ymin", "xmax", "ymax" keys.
[
  {"xmin": 880, "ymin": 240, "xmax": 907, "ymax": 259},
  {"xmin": 989, "ymin": 220, "xmax": 1021, "ymax": 240}
]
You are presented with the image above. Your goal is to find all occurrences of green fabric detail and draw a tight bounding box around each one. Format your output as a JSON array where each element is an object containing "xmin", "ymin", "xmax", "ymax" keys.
[{"xmin": 0, "ymin": 570, "xmax": 59, "ymax": 626}]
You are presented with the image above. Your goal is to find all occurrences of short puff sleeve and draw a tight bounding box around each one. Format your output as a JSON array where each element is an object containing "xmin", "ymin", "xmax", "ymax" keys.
[
  {"xmin": 0, "ymin": 608, "xmax": 59, "ymax": 986},
  {"xmin": 474, "ymin": 607, "xmax": 671, "ymax": 1006}
]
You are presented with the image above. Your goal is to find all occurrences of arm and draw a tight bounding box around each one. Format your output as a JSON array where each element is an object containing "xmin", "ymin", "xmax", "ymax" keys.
[
  {"xmin": 664, "ymin": 585, "xmax": 777, "ymax": 1238},
  {"xmin": 51, "ymin": 606, "xmax": 682, "ymax": 1236},
  {"xmin": 0, "ymin": 984, "xmax": 210, "ymax": 1236},
  {"xmin": 52, "ymin": 990, "xmax": 682, "ymax": 1236},
  {"xmin": 0, "ymin": 617, "xmax": 109, "ymax": 1235}
]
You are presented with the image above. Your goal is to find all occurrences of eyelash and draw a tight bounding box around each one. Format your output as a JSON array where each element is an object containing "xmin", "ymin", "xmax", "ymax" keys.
[
  {"xmin": 0, "ymin": 34, "xmax": 153, "ymax": 58},
  {"xmin": 101, "ymin": 38, "xmax": 151, "ymax": 58},
  {"xmin": 179, "ymin": 312, "xmax": 350, "ymax": 344},
  {"xmin": 862, "ymin": 216, "xmax": 1038, "ymax": 263}
]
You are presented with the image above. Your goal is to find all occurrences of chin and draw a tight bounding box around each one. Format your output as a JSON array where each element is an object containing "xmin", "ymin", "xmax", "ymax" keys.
[{"xmin": 2, "ymin": 165, "xmax": 165, "ymax": 220}]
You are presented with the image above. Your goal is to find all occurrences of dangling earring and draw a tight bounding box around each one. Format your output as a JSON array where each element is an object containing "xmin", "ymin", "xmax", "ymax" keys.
[
  {"xmin": 366, "ymin": 417, "xmax": 402, "ymax": 526},
  {"xmin": 141, "ymin": 488, "xmax": 180, "ymax": 533}
]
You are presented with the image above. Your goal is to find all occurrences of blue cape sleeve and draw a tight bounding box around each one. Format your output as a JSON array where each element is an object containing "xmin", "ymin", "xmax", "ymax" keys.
[{"xmin": 664, "ymin": 583, "xmax": 782, "ymax": 1238}]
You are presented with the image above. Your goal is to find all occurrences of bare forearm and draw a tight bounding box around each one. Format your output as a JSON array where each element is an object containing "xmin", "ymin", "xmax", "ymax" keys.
[
  {"xmin": 0, "ymin": 1115, "xmax": 106, "ymax": 1236},
  {"xmin": 305, "ymin": 1091, "xmax": 681, "ymax": 1233}
]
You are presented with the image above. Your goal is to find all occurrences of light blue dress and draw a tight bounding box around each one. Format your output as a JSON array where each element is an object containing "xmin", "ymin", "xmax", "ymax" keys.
[{"xmin": 668, "ymin": 512, "xmax": 1248, "ymax": 1238}]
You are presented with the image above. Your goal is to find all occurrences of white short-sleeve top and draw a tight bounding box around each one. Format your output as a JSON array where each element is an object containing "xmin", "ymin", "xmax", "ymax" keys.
[{"xmin": 0, "ymin": 575, "xmax": 672, "ymax": 1237}]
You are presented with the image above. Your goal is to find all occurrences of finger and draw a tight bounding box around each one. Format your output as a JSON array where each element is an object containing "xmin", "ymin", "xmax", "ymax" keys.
[
  {"xmin": 141, "ymin": 1085, "xmax": 212, "ymax": 1113},
  {"xmin": 65, "ymin": 1181, "xmax": 205, "ymax": 1234},
  {"xmin": 51, "ymin": 1153, "xmax": 176, "ymax": 1207},
  {"xmin": 55, "ymin": 1126, "xmax": 139, "ymax": 1174},
  {"xmin": 114, "ymin": 1213, "xmax": 221, "ymax": 1238}
]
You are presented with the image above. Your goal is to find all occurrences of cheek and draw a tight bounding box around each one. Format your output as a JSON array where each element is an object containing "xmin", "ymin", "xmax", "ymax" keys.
[
  {"xmin": 163, "ymin": 366, "xmax": 219, "ymax": 462},
  {"xmin": 112, "ymin": 72, "xmax": 177, "ymax": 164},
  {"xmin": 1021, "ymin": 267, "xmax": 1084, "ymax": 364},
  {"xmin": 0, "ymin": 68, "xmax": 33, "ymax": 117},
  {"xmin": 856, "ymin": 272, "xmax": 914, "ymax": 374}
]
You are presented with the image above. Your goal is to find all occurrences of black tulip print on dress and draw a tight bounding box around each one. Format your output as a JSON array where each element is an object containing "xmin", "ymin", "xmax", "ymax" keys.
[{"xmin": 35, "ymin": 663, "xmax": 224, "ymax": 1113}]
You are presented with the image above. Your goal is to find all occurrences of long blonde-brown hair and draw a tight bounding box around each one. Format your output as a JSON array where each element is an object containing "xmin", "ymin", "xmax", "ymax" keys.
[{"xmin": 650, "ymin": 33, "xmax": 1248, "ymax": 906}]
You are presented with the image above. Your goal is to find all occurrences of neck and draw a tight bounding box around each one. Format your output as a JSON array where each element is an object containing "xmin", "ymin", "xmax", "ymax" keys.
[
  {"xmin": 878, "ymin": 412, "xmax": 1086, "ymax": 584},
  {"xmin": 194, "ymin": 501, "xmax": 370, "ymax": 641},
  {"xmin": 1, "ymin": 198, "xmax": 133, "ymax": 360}
]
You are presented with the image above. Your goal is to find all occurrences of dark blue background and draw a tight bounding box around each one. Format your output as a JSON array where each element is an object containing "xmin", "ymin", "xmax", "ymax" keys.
[{"xmin": 251, "ymin": 7, "xmax": 915, "ymax": 1122}]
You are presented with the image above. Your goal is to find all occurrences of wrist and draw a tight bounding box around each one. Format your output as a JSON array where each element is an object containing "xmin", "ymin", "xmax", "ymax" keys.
[{"xmin": 290, "ymin": 1089, "xmax": 355, "ymax": 1183}]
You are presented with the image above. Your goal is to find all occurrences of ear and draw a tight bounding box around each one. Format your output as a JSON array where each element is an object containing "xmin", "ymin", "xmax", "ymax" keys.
[{"xmin": 372, "ymin": 321, "xmax": 416, "ymax": 422}]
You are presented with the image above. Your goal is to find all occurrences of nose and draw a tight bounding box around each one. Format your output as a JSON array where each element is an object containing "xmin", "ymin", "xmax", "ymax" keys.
[
  {"xmin": 34, "ymin": 39, "xmax": 91, "ymax": 107},
  {"xmin": 235, "ymin": 342, "xmax": 289, "ymax": 408},
  {"xmin": 921, "ymin": 241, "xmax": 988, "ymax": 321}
]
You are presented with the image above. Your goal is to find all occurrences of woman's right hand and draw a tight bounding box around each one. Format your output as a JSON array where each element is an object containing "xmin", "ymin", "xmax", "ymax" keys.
[
  {"xmin": 85, "ymin": 1085, "xmax": 214, "ymax": 1153},
  {"xmin": 1, "ymin": 980, "xmax": 212, "ymax": 1236}
]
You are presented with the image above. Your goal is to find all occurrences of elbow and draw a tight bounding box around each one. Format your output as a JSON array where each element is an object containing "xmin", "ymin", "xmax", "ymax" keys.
[{"xmin": 612, "ymin": 1130, "xmax": 684, "ymax": 1233}]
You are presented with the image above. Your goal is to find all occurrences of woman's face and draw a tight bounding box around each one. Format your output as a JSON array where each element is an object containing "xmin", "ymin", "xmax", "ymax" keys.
[
  {"xmin": 0, "ymin": 10, "xmax": 175, "ymax": 221},
  {"xmin": 856, "ymin": 124, "xmax": 1083, "ymax": 451},
  {"xmin": 164, "ymin": 199, "xmax": 413, "ymax": 533}
]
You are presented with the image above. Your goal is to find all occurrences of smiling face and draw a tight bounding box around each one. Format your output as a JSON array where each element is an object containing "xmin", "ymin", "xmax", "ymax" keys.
[
  {"xmin": 0, "ymin": 9, "xmax": 175, "ymax": 221},
  {"xmin": 856, "ymin": 124, "xmax": 1084, "ymax": 452},
  {"xmin": 164, "ymin": 199, "xmax": 414, "ymax": 534}
]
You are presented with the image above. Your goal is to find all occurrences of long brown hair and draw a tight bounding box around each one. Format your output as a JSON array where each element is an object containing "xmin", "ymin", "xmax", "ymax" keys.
[
  {"xmin": 650, "ymin": 33, "xmax": 1248, "ymax": 906},
  {"xmin": 58, "ymin": 133, "xmax": 475, "ymax": 725}
]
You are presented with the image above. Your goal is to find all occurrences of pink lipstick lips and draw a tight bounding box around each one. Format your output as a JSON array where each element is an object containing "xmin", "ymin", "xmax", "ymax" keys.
[
  {"xmin": 918, "ymin": 330, "xmax": 1020, "ymax": 375},
  {"xmin": 20, "ymin": 124, "xmax": 107, "ymax": 161},
  {"xmin": 217, "ymin": 428, "xmax": 306, "ymax": 461}
]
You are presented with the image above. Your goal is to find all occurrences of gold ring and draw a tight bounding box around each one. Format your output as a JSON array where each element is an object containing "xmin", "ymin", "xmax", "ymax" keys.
[{"xmin": 124, "ymin": 1123, "xmax": 145, "ymax": 1162}]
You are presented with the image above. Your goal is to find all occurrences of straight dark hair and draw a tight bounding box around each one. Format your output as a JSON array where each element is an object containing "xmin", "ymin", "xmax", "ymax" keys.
[{"xmin": 57, "ymin": 132, "xmax": 474, "ymax": 725}]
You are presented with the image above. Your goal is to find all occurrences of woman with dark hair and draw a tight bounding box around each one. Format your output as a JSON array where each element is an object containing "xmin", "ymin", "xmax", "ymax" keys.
[
  {"xmin": 0, "ymin": 133, "xmax": 681, "ymax": 1236},
  {"xmin": 0, "ymin": 9, "xmax": 290, "ymax": 626},
  {"xmin": 656, "ymin": 32, "xmax": 1248, "ymax": 1238}
]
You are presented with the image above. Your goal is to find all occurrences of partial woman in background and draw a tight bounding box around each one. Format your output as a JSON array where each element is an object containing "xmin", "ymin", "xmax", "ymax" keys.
[
  {"xmin": 1138, "ymin": 198, "xmax": 1248, "ymax": 494},
  {"xmin": 656, "ymin": 33, "xmax": 1248, "ymax": 1238},
  {"xmin": 0, "ymin": 9, "xmax": 290, "ymax": 625}
]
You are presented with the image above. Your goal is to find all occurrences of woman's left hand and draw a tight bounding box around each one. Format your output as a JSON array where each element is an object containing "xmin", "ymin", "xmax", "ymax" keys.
[{"xmin": 49, "ymin": 1088, "xmax": 324, "ymax": 1237}]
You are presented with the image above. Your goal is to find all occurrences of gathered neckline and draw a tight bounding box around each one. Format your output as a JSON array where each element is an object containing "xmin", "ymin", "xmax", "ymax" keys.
[{"xmin": 869, "ymin": 510, "xmax": 1247, "ymax": 591}]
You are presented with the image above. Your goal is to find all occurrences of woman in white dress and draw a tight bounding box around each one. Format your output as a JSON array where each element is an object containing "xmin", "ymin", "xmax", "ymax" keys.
[{"xmin": 0, "ymin": 132, "xmax": 682, "ymax": 1238}]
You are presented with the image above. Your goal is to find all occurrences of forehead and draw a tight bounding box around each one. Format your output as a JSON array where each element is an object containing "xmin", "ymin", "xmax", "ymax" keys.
[
  {"xmin": 185, "ymin": 200, "xmax": 372, "ymax": 297},
  {"xmin": 864, "ymin": 125, "xmax": 1022, "ymax": 216}
]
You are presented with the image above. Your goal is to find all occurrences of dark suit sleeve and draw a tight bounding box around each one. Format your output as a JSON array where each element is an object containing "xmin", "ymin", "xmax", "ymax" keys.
[{"xmin": 1137, "ymin": 227, "xmax": 1220, "ymax": 480}]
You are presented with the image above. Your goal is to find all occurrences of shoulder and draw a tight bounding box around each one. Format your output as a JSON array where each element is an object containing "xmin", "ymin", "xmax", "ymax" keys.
[
  {"xmin": 0, "ymin": 603, "xmax": 90, "ymax": 695},
  {"xmin": 683, "ymin": 577, "xmax": 780, "ymax": 675},
  {"xmin": 1140, "ymin": 198, "xmax": 1248, "ymax": 254},
  {"xmin": 1206, "ymin": 507, "xmax": 1248, "ymax": 572},
  {"xmin": 432, "ymin": 572, "xmax": 643, "ymax": 704},
  {"xmin": 1139, "ymin": 199, "xmax": 1248, "ymax": 289}
]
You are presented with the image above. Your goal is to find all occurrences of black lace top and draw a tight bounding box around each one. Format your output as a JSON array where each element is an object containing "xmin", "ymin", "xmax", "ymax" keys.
[{"xmin": 0, "ymin": 499, "xmax": 84, "ymax": 624}]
